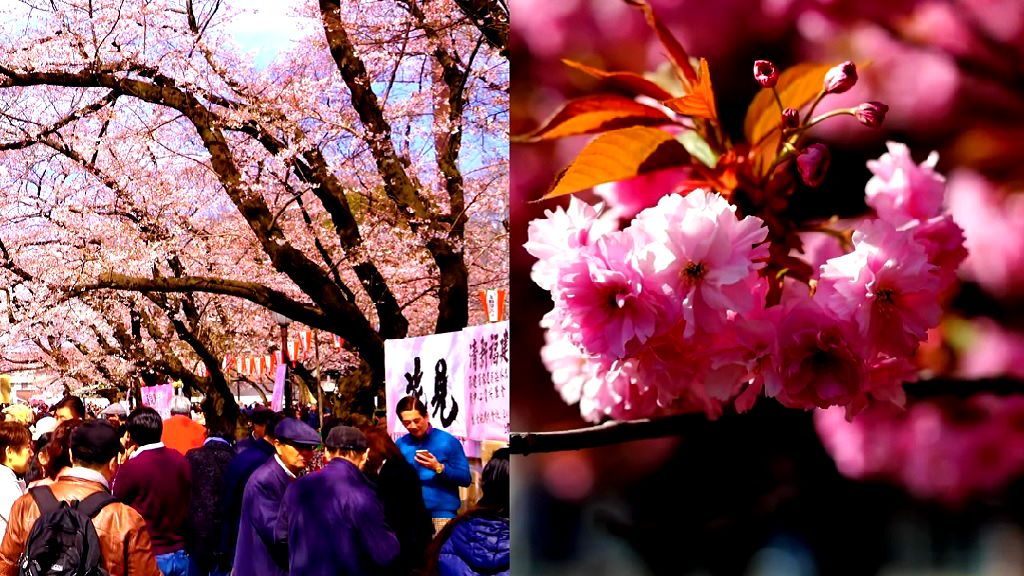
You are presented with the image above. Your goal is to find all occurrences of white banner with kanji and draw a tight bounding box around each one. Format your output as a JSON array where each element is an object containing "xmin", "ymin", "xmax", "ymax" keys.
[
  {"xmin": 385, "ymin": 330, "xmax": 467, "ymax": 443},
  {"xmin": 463, "ymin": 321, "xmax": 510, "ymax": 442},
  {"xmin": 140, "ymin": 384, "xmax": 175, "ymax": 420}
]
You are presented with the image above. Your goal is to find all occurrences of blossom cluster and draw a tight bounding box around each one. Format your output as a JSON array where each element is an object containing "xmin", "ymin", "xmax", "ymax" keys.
[
  {"xmin": 527, "ymin": 142, "xmax": 967, "ymax": 422},
  {"xmin": 815, "ymin": 393, "xmax": 1024, "ymax": 506}
]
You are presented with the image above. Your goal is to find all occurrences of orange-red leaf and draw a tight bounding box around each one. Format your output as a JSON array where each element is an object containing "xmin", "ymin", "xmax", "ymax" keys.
[
  {"xmin": 562, "ymin": 59, "xmax": 675, "ymax": 101},
  {"xmin": 743, "ymin": 63, "xmax": 832, "ymax": 177},
  {"xmin": 624, "ymin": 0, "xmax": 698, "ymax": 86},
  {"xmin": 662, "ymin": 58, "xmax": 718, "ymax": 121},
  {"xmin": 541, "ymin": 127, "xmax": 689, "ymax": 200},
  {"xmin": 515, "ymin": 94, "xmax": 674, "ymax": 142}
]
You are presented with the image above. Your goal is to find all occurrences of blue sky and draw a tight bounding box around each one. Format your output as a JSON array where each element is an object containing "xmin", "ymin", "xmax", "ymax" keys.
[{"xmin": 221, "ymin": 3, "xmax": 314, "ymax": 68}]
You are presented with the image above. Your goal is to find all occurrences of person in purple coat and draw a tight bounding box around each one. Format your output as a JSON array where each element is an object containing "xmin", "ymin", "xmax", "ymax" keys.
[
  {"xmin": 275, "ymin": 425, "xmax": 400, "ymax": 576},
  {"xmin": 232, "ymin": 418, "xmax": 320, "ymax": 576}
]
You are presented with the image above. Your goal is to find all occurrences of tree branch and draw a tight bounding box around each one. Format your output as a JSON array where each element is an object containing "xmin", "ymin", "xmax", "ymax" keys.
[
  {"xmin": 452, "ymin": 0, "xmax": 509, "ymax": 57},
  {"xmin": 510, "ymin": 413, "xmax": 705, "ymax": 455},
  {"xmin": 510, "ymin": 377, "xmax": 1024, "ymax": 455},
  {"xmin": 76, "ymin": 272, "xmax": 333, "ymax": 332}
]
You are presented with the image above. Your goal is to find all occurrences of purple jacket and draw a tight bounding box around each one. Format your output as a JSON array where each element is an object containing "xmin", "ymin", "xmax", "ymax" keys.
[
  {"xmin": 275, "ymin": 458, "xmax": 399, "ymax": 576},
  {"xmin": 233, "ymin": 458, "xmax": 292, "ymax": 576}
]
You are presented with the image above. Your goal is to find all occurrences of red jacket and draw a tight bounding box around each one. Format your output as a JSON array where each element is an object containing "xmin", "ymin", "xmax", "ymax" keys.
[{"xmin": 162, "ymin": 415, "xmax": 207, "ymax": 456}]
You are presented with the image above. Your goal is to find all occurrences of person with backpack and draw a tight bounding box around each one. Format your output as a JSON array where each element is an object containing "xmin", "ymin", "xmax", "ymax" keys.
[{"xmin": 0, "ymin": 419, "xmax": 161, "ymax": 576}]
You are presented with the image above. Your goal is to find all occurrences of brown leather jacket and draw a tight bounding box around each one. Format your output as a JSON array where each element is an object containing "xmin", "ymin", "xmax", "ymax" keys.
[{"xmin": 0, "ymin": 475, "xmax": 161, "ymax": 576}]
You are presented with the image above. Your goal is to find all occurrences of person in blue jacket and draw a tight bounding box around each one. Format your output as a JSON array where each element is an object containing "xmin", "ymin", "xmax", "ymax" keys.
[
  {"xmin": 275, "ymin": 425, "xmax": 399, "ymax": 576},
  {"xmin": 232, "ymin": 418, "xmax": 319, "ymax": 576},
  {"xmin": 395, "ymin": 395, "xmax": 472, "ymax": 533},
  {"xmin": 426, "ymin": 448, "xmax": 510, "ymax": 576},
  {"xmin": 220, "ymin": 411, "xmax": 283, "ymax": 571}
]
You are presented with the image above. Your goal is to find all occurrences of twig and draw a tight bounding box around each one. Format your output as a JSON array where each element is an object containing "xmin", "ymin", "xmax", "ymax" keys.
[
  {"xmin": 510, "ymin": 377, "xmax": 1024, "ymax": 455},
  {"xmin": 510, "ymin": 412, "xmax": 708, "ymax": 455}
]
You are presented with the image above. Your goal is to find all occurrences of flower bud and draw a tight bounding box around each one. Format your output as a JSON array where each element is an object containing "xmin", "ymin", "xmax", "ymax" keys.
[
  {"xmin": 753, "ymin": 60, "xmax": 777, "ymax": 88},
  {"xmin": 797, "ymin": 143, "xmax": 830, "ymax": 187},
  {"xmin": 782, "ymin": 107, "xmax": 800, "ymax": 129},
  {"xmin": 823, "ymin": 61, "xmax": 857, "ymax": 94},
  {"xmin": 854, "ymin": 101, "xmax": 889, "ymax": 128}
]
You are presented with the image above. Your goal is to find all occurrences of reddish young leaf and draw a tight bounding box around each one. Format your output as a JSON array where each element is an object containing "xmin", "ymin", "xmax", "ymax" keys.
[
  {"xmin": 624, "ymin": 0, "xmax": 699, "ymax": 86},
  {"xmin": 662, "ymin": 58, "xmax": 718, "ymax": 121},
  {"xmin": 541, "ymin": 127, "xmax": 689, "ymax": 200},
  {"xmin": 515, "ymin": 94, "xmax": 674, "ymax": 142},
  {"xmin": 562, "ymin": 59, "xmax": 675, "ymax": 101},
  {"xmin": 743, "ymin": 63, "xmax": 832, "ymax": 177}
]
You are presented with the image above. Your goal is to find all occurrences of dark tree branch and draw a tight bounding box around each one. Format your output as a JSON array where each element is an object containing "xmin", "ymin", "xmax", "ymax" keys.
[
  {"xmin": 76, "ymin": 271, "xmax": 336, "ymax": 332},
  {"xmin": 451, "ymin": 0, "xmax": 509, "ymax": 57},
  {"xmin": 510, "ymin": 413, "xmax": 706, "ymax": 455},
  {"xmin": 510, "ymin": 377, "xmax": 1024, "ymax": 455}
]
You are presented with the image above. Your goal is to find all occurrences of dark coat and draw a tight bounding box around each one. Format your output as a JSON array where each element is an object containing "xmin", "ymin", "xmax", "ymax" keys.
[
  {"xmin": 186, "ymin": 439, "xmax": 235, "ymax": 572},
  {"xmin": 221, "ymin": 437, "xmax": 275, "ymax": 567},
  {"xmin": 233, "ymin": 458, "xmax": 292, "ymax": 576},
  {"xmin": 438, "ymin": 514, "xmax": 510, "ymax": 576},
  {"xmin": 235, "ymin": 434, "xmax": 263, "ymax": 455},
  {"xmin": 369, "ymin": 458, "xmax": 435, "ymax": 574},
  {"xmin": 275, "ymin": 458, "xmax": 399, "ymax": 576}
]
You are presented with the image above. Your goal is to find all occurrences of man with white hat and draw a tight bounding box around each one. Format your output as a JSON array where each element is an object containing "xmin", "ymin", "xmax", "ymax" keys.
[{"xmin": 100, "ymin": 402, "xmax": 127, "ymax": 431}]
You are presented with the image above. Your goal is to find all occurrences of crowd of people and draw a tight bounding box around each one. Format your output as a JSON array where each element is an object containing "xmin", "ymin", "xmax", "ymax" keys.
[{"xmin": 0, "ymin": 393, "xmax": 509, "ymax": 576}]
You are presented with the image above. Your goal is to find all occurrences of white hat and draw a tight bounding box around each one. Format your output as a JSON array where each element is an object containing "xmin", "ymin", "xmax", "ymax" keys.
[
  {"xmin": 170, "ymin": 396, "xmax": 193, "ymax": 416},
  {"xmin": 31, "ymin": 416, "xmax": 57, "ymax": 442},
  {"xmin": 101, "ymin": 403, "xmax": 127, "ymax": 417}
]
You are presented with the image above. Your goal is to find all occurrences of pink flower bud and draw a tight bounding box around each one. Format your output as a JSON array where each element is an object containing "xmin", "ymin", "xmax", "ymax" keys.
[
  {"xmin": 753, "ymin": 60, "xmax": 777, "ymax": 88},
  {"xmin": 797, "ymin": 143, "xmax": 830, "ymax": 187},
  {"xmin": 854, "ymin": 101, "xmax": 889, "ymax": 128},
  {"xmin": 782, "ymin": 107, "xmax": 800, "ymax": 129},
  {"xmin": 823, "ymin": 61, "xmax": 858, "ymax": 94}
]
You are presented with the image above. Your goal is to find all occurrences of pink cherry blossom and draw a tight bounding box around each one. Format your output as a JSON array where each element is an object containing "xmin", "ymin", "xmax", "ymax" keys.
[
  {"xmin": 633, "ymin": 191, "xmax": 769, "ymax": 337},
  {"xmin": 553, "ymin": 229, "xmax": 666, "ymax": 359},
  {"xmin": 766, "ymin": 300, "xmax": 866, "ymax": 410},
  {"xmin": 630, "ymin": 322, "xmax": 725, "ymax": 418},
  {"xmin": 525, "ymin": 196, "xmax": 618, "ymax": 292},
  {"xmin": 865, "ymin": 141, "xmax": 946, "ymax": 226},
  {"xmin": 945, "ymin": 169, "xmax": 1024, "ymax": 298},
  {"xmin": 910, "ymin": 214, "xmax": 968, "ymax": 293},
  {"xmin": 955, "ymin": 318, "xmax": 1024, "ymax": 381},
  {"xmin": 817, "ymin": 220, "xmax": 942, "ymax": 357}
]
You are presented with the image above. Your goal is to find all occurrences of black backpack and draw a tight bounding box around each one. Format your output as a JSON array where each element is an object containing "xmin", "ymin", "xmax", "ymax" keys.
[{"xmin": 17, "ymin": 486, "xmax": 114, "ymax": 576}]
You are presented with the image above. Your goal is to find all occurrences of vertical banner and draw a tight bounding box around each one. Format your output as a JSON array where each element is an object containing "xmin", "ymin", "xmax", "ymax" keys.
[
  {"xmin": 479, "ymin": 289, "xmax": 507, "ymax": 322},
  {"xmin": 385, "ymin": 331, "xmax": 467, "ymax": 444},
  {"xmin": 464, "ymin": 321, "xmax": 510, "ymax": 442},
  {"xmin": 271, "ymin": 364, "xmax": 286, "ymax": 411},
  {"xmin": 140, "ymin": 384, "xmax": 175, "ymax": 419}
]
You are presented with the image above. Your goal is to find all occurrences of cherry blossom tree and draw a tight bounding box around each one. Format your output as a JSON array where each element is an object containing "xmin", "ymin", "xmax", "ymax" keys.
[{"xmin": 0, "ymin": 0, "xmax": 508, "ymax": 421}]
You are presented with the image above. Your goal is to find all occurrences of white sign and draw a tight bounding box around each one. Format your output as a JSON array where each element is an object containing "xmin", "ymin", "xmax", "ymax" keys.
[
  {"xmin": 140, "ymin": 384, "xmax": 175, "ymax": 419},
  {"xmin": 464, "ymin": 321, "xmax": 509, "ymax": 442},
  {"xmin": 385, "ymin": 330, "xmax": 467, "ymax": 442}
]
